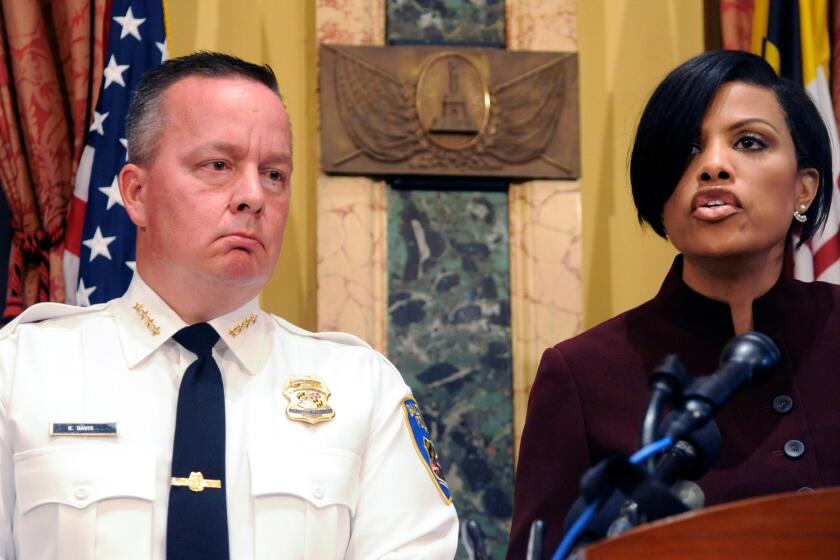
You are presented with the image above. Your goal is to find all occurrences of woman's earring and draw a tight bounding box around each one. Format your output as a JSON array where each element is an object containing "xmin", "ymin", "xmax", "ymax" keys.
[{"xmin": 793, "ymin": 204, "xmax": 808, "ymax": 223}]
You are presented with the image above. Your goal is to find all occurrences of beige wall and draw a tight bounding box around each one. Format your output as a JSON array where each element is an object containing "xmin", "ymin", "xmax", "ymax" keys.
[
  {"xmin": 167, "ymin": 0, "xmax": 705, "ymax": 331},
  {"xmin": 578, "ymin": 1, "xmax": 705, "ymax": 327},
  {"xmin": 168, "ymin": 0, "xmax": 319, "ymax": 330}
]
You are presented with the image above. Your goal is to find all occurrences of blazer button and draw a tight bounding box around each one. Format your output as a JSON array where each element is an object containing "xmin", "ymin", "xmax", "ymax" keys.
[
  {"xmin": 772, "ymin": 394, "xmax": 794, "ymax": 414},
  {"xmin": 783, "ymin": 439, "xmax": 805, "ymax": 459},
  {"xmin": 797, "ymin": 486, "xmax": 814, "ymax": 493}
]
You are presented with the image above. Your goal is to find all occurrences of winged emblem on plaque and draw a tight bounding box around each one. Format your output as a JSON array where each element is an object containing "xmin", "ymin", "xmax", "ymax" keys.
[{"xmin": 327, "ymin": 46, "xmax": 571, "ymax": 174}]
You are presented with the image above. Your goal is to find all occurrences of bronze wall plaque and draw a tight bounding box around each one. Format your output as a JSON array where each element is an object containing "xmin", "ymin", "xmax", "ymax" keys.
[{"xmin": 319, "ymin": 45, "xmax": 579, "ymax": 180}]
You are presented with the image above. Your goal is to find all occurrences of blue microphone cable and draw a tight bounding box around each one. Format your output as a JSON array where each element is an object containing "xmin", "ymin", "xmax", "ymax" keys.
[{"xmin": 551, "ymin": 435, "xmax": 674, "ymax": 560}]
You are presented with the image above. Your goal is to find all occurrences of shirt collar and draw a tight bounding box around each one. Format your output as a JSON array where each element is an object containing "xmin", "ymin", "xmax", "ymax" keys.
[
  {"xmin": 653, "ymin": 255, "xmax": 787, "ymax": 339},
  {"xmin": 114, "ymin": 273, "xmax": 268, "ymax": 374}
]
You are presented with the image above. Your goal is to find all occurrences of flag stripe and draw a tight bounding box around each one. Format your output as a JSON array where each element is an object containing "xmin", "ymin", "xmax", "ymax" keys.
[
  {"xmin": 65, "ymin": 196, "xmax": 87, "ymax": 256},
  {"xmin": 813, "ymin": 230, "xmax": 840, "ymax": 278}
]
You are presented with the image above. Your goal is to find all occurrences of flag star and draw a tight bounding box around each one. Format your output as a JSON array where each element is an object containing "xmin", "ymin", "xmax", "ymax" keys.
[
  {"xmin": 98, "ymin": 175, "xmax": 124, "ymax": 210},
  {"xmin": 89, "ymin": 110, "xmax": 109, "ymax": 135},
  {"xmin": 156, "ymin": 39, "xmax": 169, "ymax": 63},
  {"xmin": 126, "ymin": 261, "xmax": 137, "ymax": 272},
  {"xmin": 83, "ymin": 227, "xmax": 117, "ymax": 262},
  {"xmin": 113, "ymin": 6, "xmax": 146, "ymax": 40},
  {"xmin": 103, "ymin": 55, "xmax": 130, "ymax": 89},
  {"xmin": 76, "ymin": 279, "xmax": 97, "ymax": 307},
  {"xmin": 120, "ymin": 138, "xmax": 129, "ymax": 160}
]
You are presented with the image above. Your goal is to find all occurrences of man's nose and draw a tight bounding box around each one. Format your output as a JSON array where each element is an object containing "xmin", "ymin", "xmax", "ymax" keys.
[{"xmin": 231, "ymin": 169, "xmax": 265, "ymax": 214}]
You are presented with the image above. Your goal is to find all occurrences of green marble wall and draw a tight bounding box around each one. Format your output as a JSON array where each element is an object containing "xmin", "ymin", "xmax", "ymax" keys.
[
  {"xmin": 387, "ymin": 0, "xmax": 506, "ymax": 46},
  {"xmin": 388, "ymin": 188, "xmax": 513, "ymax": 558}
]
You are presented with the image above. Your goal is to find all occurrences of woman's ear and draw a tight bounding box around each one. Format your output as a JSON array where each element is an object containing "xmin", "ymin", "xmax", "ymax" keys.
[
  {"xmin": 796, "ymin": 167, "xmax": 819, "ymax": 210},
  {"xmin": 119, "ymin": 163, "xmax": 148, "ymax": 228}
]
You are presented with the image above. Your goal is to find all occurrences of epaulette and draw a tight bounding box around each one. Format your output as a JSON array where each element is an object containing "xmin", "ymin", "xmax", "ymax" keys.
[
  {"xmin": 0, "ymin": 302, "xmax": 106, "ymax": 340},
  {"xmin": 270, "ymin": 314, "xmax": 372, "ymax": 349}
]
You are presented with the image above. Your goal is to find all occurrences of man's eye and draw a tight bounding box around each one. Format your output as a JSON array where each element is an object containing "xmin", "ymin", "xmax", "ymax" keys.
[{"xmin": 212, "ymin": 161, "xmax": 226, "ymax": 171}]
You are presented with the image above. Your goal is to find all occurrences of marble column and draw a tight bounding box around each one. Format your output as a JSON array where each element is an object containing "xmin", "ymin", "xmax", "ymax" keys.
[
  {"xmin": 315, "ymin": 0, "xmax": 388, "ymax": 352},
  {"xmin": 506, "ymin": 0, "xmax": 581, "ymax": 459}
]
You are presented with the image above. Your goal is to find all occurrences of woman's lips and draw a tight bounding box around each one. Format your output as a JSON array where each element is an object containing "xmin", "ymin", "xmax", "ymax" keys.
[{"xmin": 691, "ymin": 189, "xmax": 742, "ymax": 222}]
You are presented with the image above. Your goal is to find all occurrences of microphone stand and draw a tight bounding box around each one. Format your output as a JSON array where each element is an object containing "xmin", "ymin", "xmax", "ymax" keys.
[{"xmin": 640, "ymin": 355, "xmax": 691, "ymax": 472}]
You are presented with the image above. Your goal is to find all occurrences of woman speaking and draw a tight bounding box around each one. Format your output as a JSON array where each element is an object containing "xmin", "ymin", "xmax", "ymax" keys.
[{"xmin": 508, "ymin": 50, "xmax": 840, "ymax": 558}]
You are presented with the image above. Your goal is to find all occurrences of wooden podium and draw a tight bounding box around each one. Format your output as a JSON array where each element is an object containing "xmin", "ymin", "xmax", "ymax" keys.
[{"xmin": 580, "ymin": 487, "xmax": 840, "ymax": 559}]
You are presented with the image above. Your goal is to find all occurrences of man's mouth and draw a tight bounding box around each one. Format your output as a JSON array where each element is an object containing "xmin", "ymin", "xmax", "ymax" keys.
[{"xmin": 222, "ymin": 232, "xmax": 263, "ymax": 250}]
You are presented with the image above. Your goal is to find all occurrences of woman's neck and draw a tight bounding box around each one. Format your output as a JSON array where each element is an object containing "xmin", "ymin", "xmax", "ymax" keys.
[{"xmin": 681, "ymin": 249, "xmax": 784, "ymax": 334}]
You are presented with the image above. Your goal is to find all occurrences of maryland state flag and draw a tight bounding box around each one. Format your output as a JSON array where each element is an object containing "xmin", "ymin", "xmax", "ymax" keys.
[{"xmin": 752, "ymin": 0, "xmax": 840, "ymax": 282}]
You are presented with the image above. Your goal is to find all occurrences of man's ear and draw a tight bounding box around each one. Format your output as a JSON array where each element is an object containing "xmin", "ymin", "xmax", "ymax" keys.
[{"xmin": 120, "ymin": 163, "xmax": 148, "ymax": 227}]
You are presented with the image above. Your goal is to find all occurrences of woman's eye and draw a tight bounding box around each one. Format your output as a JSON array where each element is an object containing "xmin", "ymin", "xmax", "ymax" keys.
[
  {"xmin": 735, "ymin": 135, "xmax": 767, "ymax": 150},
  {"xmin": 689, "ymin": 143, "xmax": 702, "ymax": 155}
]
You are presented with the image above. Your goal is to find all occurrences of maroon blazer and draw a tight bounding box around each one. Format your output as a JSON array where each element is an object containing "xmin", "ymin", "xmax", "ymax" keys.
[{"xmin": 508, "ymin": 256, "xmax": 840, "ymax": 559}]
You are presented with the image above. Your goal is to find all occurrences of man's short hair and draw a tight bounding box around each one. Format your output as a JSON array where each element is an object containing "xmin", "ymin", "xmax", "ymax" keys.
[{"xmin": 126, "ymin": 51, "xmax": 284, "ymax": 165}]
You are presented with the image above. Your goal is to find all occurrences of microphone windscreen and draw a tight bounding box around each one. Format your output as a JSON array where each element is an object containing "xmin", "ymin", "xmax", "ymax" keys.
[{"xmin": 720, "ymin": 331, "xmax": 780, "ymax": 374}]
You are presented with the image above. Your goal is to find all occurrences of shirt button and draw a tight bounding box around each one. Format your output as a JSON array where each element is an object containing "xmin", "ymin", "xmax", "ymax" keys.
[
  {"xmin": 74, "ymin": 487, "xmax": 89, "ymax": 500},
  {"xmin": 772, "ymin": 394, "xmax": 794, "ymax": 414},
  {"xmin": 783, "ymin": 439, "xmax": 806, "ymax": 459},
  {"xmin": 312, "ymin": 485, "xmax": 324, "ymax": 499}
]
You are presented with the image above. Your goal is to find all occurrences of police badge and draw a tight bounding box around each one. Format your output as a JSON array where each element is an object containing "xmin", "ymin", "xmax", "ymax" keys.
[{"xmin": 283, "ymin": 375, "xmax": 336, "ymax": 424}]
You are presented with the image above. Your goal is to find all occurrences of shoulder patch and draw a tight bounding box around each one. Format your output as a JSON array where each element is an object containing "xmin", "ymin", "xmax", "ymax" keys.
[{"xmin": 402, "ymin": 397, "xmax": 452, "ymax": 504}]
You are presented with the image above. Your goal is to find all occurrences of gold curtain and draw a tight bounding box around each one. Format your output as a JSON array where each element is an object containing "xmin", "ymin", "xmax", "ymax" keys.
[{"xmin": 0, "ymin": 0, "xmax": 106, "ymax": 320}]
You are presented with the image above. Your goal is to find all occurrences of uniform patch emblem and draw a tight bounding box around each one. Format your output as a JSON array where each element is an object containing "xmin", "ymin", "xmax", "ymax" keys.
[
  {"xmin": 283, "ymin": 375, "xmax": 336, "ymax": 424},
  {"xmin": 402, "ymin": 397, "xmax": 452, "ymax": 504}
]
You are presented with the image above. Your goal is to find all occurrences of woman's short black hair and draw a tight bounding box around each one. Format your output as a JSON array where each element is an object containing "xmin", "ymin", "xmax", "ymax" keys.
[{"xmin": 630, "ymin": 50, "xmax": 832, "ymax": 245}]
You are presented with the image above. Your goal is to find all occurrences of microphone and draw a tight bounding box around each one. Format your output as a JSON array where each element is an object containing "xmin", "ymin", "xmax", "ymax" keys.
[
  {"xmin": 460, "ymin": 519, "xmax": 489, "ymax": 560},
  {"xmin": 526, "ymin": 520, "xmax": 544, "ymax": 560},
  {"xmin": 664, "ymin": 332, "xmax": 779, "ymax": 440},
  {"xmin": 570, "ymin": 414, "xmax": 721, "ymax": 541},
  {"xmin": 608, "ymin": 415, "xmax": 721, "ymax": 533},
  {"xmin": 656, "ymin": 414, "xmax": 721, "ymax": 484}
]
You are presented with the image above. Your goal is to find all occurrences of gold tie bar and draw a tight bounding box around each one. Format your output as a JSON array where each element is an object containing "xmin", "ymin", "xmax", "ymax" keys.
[{"xmin": 170, "ymin": 471, "xmax": 222, "ymax": 492}]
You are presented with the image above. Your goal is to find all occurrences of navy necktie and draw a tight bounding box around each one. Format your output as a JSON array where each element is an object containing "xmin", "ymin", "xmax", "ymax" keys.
[{"xmin": 167, "ymin": 323, "xmax": 230, "ymax": 559}]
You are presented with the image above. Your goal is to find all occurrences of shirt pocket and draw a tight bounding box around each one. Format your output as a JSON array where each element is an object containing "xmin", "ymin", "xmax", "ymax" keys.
[
  {"xmin": 14, "ymin": 446, "xmax": 157, "ymax": 560},
  {"xmin": 249, "ymin": 446, "xmax": 360, "ymax": 560}
]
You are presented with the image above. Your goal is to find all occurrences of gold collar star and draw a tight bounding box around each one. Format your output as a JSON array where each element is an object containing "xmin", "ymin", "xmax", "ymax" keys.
[
  {"xmin": 229, "ymin": 313, "xmax": 257, "ymax": 337},
  {"xmin": 132, "ymin": 303, "xmax": 160, "ymax": 336}
]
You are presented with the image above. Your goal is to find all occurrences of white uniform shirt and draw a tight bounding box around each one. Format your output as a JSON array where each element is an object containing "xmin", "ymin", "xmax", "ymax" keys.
[{"xmin": 0, "ymin": 275, "xmax": 458, "ymax": 559}]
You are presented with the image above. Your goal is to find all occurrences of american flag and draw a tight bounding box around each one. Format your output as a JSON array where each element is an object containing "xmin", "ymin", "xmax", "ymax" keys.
[{"xmin": 64, "ymin": 0, "xmax": 167, "ymax": 305}]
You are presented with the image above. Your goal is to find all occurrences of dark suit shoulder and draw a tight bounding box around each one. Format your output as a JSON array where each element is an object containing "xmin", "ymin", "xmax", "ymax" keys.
[
  {"xmin": 790, "ymin": 277, "xmax": 840, "ymax": 305},
  {"xmin": 548, "ymin": 298, "xmax": 663, "ymax": 375}
]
